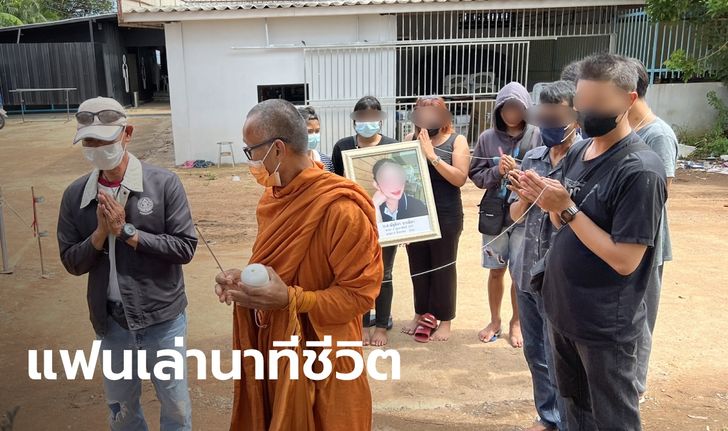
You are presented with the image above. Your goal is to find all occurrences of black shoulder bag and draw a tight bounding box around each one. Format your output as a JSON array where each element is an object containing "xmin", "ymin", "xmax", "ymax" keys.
[
  {"xmin": 477, "ymin": 127, "xmax": 536, "ymax": 235},
  {"xmin": 528, "ymin": 140, "xmax": 649, "ymax": 293}
]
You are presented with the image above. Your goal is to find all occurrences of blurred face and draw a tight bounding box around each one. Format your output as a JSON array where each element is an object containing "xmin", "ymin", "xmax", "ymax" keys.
[
  {"xmin": 307, "ymin": 119, "xmax": 320, "ymax": 135},
  {"xmin": 352, "ymin": 109, "xmax": 384, "ymax": 123},
  {"xmin": 374, "ymin": 162, "xmax": 407, "ymax": 201},
  {"xmin": 500, "ymin": 100, "xmax": 526, "ymax": 128},
  {"xmin": 573, "ymin": 79, "xmax": 637, "ymax": 138},
  {"xmin": 574, "ymin": 80, "xmax": 637, "ymax": 124},
  {"xmin": 527, "ymin": 101, "xmax": 578, "ymax": 147},
  {"xmin": 412, "ymin": 106, "xmax": 451, "ymax": 134},
  {"xmin": 528, "ymin": 101, "xmax": 577, "ymax": 129}
]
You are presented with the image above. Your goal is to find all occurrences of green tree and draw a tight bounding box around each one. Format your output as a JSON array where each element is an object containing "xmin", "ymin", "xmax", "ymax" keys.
[
  {"xmin": 646, "ymin": 0, "xmax": 728, "ymax": 84},
  {"xmin": 0, "ymin": 13, "xmax": 24, "ymax": 27},
  {"xmin": 0, "ymin": 0, "xmax": 55, "ymax": 25},
  {"xmin": 0, "ymin": 0, "xmax": 113, "ymax": 27},
  {"xmin": 54, "ymin": 0, "xmax": 114, "ymax": 19}
]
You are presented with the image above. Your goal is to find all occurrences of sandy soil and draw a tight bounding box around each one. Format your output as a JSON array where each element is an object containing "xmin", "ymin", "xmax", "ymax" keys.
[{"xmin": 0, "ymin": 115, "xmax": 727, "ymax": 431}]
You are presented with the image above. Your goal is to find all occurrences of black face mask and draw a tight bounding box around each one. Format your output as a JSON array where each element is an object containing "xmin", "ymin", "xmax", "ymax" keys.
[
  {"xmin": 426, "ymin": 127, "xmax": 440, "ymax": 137},
  {"xmin": 577, "ymin": 110, "xmax": 624, "ymax": 138}
]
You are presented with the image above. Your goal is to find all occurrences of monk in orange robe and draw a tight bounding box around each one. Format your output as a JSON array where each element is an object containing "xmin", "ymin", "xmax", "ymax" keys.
[{"xmin": 214, "ymin": 99, "xmax": 383, "ymax": 431}]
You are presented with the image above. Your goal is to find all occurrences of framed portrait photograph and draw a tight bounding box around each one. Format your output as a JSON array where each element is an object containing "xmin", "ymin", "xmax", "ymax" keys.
[{"xmin": 341, "ymin": 141, "xmax": 441, "ymax": 247}]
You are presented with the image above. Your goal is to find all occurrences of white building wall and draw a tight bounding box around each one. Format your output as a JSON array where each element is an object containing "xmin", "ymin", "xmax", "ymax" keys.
[
  {"xmin": 164, "ymin": 15, "xmax": 397, "ymax": 165},
  {"xmin": 646, "ymin": 82, "xmax": 728, "ymax": 136}
]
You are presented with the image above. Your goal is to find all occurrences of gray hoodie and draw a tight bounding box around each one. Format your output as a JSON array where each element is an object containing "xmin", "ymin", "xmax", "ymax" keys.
[{"xmin": 469, "ymin": 81, "xmax": 542, "ymax": 193}]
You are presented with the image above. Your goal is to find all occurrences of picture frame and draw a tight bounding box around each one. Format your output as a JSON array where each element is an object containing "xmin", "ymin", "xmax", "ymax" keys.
[{"xmin": 341, "ymin": 141, "xmax": 442, "ymax": 247}]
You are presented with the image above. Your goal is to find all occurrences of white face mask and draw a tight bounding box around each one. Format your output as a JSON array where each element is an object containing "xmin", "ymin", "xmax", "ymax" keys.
[{"xmin": 83, "ymin": 140, "xmax": 125, "ymax": 171}]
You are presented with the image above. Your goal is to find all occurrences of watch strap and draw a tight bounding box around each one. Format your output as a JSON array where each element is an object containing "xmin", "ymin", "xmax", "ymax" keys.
[
  {"xmin": 120, "ymin": 223, "xmax": 135, "ymax": 241},
  {"xmin": 560, "ymin": 206, "xmax": 580, "ymax": 224}
]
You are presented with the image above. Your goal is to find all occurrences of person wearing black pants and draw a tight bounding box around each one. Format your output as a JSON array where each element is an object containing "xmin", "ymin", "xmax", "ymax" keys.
[
  {"xmin": 401, "ymin": 96, "xmax": 470, "ymax": 342},
  {"xmin": 332, "ymin": 96, "xmax": 399, "ymax": 346},
  {"xmin": 517, "ymin": 54, "xmax": 667, "ymax": 429},
  {"xmin": 362, "ymin": 246, "xmax": 396, "ymax": 335},
  {"xmin": 406, "ymin": 220, "xmax": 463, "ymax": 321}
]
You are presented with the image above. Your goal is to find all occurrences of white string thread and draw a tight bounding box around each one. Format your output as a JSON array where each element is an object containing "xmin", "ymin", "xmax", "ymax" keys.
[
  {"xmin": 380, "ymin": 187, "xmax": 547, "ymax": 283},
  {"xmin": 480, "ymin": 187, "xmax": 547, "ymax": 258},
  {"xmin": 434, "ymin": 146, "xmax": 523, "ymax": 162},
  {"xmin": 0, "ymin": 197, "xmax": 31, "ymax": 227}
]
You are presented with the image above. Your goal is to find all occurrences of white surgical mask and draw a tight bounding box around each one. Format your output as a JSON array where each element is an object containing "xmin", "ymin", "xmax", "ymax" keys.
[
  {"xmin": 355, "ymin": 122, "xmax": 381, "ymax": 138},
  {"xmin": 307, "ymin": 133, "xmax": 321, "ymax": 150},
  {"xmin": 83, "ymin": 140, "xmax": 125, "ymax": 171}
]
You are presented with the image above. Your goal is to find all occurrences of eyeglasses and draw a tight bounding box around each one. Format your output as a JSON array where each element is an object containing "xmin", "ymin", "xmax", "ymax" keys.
[
  {"xmin": 75, "ymin": 110, "xmax": 126, "ymax": 126},
  {"xmin": 243, "ymin": 136, "xmax": 286, "ymax": 161}
]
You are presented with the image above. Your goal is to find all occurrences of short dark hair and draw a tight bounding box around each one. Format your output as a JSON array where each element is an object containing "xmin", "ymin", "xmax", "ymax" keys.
[
  {"xmin": 372, "ymin": 158, "xmax": 403, "ymax": 181},
  {"xmin": 539, "ymin": 80, "xmax": 576, "ymax": 107},
  {"xmin": 629, "ymin": 58, "xmax": 650, "ymax": 98},
  {"xmin": 354, "ymin": 96, "xmax": 383, "ymax": 112},
  {"xmin": 298, "ymin": 105, "xmax": 319, "ymax": 122},
  {"xmin": 578, "ymin": 53, "xmax": 638, "ymax": 92},
  {"xmin": 246, "ymin": 99, "xmax": 308, "ymax": 154},
  {"xmin": 560, "ymin": 60, "xmax": 581, "ymax": 83}
]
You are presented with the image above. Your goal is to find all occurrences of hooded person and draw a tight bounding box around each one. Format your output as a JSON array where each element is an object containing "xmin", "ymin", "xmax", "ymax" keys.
[{"xmin": 468, "ymin": 81, "xmax": 541, "ymax": 349}]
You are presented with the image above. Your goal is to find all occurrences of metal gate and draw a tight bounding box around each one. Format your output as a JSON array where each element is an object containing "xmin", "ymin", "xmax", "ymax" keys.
[
  {"xmin": 304, "ymin": 40, "xmax": 530, "ymax": 152},
  {"xmin": 614, "ymin": 8, "xmax": 711, "ymax": 84}
]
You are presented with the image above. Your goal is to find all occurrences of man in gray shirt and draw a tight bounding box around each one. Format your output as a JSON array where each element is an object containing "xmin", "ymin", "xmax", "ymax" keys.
[
  {"xmin": 627, "ymin": 58, "xmax": 679, "ymax": 400},
  {"xmin": 58, "ymin": 97, "xmax": 197, "ymax": 430}
]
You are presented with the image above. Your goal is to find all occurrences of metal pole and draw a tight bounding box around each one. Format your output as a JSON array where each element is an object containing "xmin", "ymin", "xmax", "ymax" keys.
[
  {"xmin": 31, "ymin": 187, "xmax": 49, "ymax": 279},
  {"xmin": 0, "ymin": 187, "xmax": 13, "ymax": 274},
  {"xmin": 65, "ymin": 89, "xmax": 70, "ymax": 122},
  {"xmin": 20, "ymin": 90, "xmax": 25, "ymax": 123}
]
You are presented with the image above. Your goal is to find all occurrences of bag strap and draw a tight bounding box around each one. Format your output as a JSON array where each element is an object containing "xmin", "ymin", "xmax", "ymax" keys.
[{"xmin": 568, "ymin": 140, "xmax": 650, "ymax": 206}]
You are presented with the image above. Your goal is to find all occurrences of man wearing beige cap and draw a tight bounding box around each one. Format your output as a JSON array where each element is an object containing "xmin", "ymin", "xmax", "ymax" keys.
[{"xmin": 57, "ymin": 97, "xmax": 197, "ymax": 430}]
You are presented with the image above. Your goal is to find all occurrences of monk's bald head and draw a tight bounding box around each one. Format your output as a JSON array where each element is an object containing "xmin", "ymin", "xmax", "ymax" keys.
[{"xmin": 244, "ymin": 99, "xmax": 308, "ymax": 154}]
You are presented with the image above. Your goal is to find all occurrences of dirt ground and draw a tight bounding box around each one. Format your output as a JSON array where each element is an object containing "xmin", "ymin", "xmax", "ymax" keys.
[{"xmin": 0, "ymin": 114, "xmax": 727, "ymax": 431}]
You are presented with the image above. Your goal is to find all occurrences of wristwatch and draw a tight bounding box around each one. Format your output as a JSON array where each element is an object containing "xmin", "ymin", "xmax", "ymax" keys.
[
  {"xmin": 430, "ymin": 156, "xmax": 442, "ymax": 166},
  {"xmin": 120, "ymin": 223, "xmax": 137, "ymax": 241},
  {"xmin": 559, "ymin": 206, "xmax": 580, "ymax": 225}
]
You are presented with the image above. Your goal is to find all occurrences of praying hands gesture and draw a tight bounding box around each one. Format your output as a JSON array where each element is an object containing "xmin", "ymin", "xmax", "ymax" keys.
[
  {"xmin": 506, "ymin": 169, "xmax": 532, "ymax": 204},
  {"xmin": 214, "ymin": 266, "xmax": 289, "ymax": 310},
  {"xmin": 498, "ymin": 152, "xmax": 517, "ymax": 176},
  {"xmin": 417, "ymin": 129, "xmax": 437, "ymax": 161},
  {"xmin": 98, "ymin": 191, "xmax": 125, "ymax": 237},
  {"xmin": 518, "ymin": 170, "xmax": 575, "ymax": 214}
]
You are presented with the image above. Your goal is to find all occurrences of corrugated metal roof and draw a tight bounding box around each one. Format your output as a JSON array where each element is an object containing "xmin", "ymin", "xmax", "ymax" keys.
[
  {"xmin": 0, "ymin": 13, "xmax": 116, "ymax": 32},
  {"xmin": 126, "ymin": 0, "xmax": 480, "ymax": 14}
]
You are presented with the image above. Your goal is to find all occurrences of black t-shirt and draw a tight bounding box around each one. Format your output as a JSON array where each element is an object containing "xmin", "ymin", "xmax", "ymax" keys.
[
  {"xmin": 542, "ymin": 132, "xmax": 667, "ymax": 345},
  {"xmin": 331, "ymin": 135, "xmax": 399, "ymax": 176}
]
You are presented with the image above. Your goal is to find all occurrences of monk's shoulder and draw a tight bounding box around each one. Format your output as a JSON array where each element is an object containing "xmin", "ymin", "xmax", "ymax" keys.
[{"xmin": 323, "ymin": 195, "xmax": 369, "ymax": 224}]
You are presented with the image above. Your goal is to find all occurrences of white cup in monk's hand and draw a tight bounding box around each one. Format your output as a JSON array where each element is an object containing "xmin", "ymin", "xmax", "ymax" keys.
[{"xmin": 242, "ymin": 264, "xmax": 270, "ymax": 288}]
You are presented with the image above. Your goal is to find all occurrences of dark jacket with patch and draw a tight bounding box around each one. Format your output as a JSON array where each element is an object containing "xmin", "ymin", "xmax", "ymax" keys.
[{"xmin": 57, "ymin": 159, "xmax": 197, "ymax": 336}]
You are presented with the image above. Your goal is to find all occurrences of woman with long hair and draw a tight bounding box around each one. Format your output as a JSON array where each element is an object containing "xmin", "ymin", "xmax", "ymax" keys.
[{"xmin": 402, "ymin": 97, "xmax": 469, "ymax": 342}]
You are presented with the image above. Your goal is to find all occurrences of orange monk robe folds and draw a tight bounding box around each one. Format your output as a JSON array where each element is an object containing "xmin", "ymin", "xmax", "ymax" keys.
[{"xmin": 231, "ymin": 164, "xmax": 383, "ymax": 431}]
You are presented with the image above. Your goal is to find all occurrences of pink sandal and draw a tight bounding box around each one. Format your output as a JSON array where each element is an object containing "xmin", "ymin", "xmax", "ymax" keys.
[{"xmin": 413, "ymin": 313, "xmax": 438, "ymax": 343}]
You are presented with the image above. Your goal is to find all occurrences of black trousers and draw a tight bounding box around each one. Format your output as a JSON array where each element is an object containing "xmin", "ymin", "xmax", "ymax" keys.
[
  {"xmin": 549, "ymin": 327, "xmax": 642, "ymax": 431},
  {"xmin": 362, "ymin": 245, "xmax": 397, "ymax": 329},
  {"xmin": 406, "ymin": 219, "xmax": 463, "ymax": 321}
]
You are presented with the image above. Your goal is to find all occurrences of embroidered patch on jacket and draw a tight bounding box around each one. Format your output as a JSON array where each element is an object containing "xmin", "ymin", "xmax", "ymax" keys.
[{"xmin": 137, "ymin": 197, "xmax": 154, "ymax": 215}]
